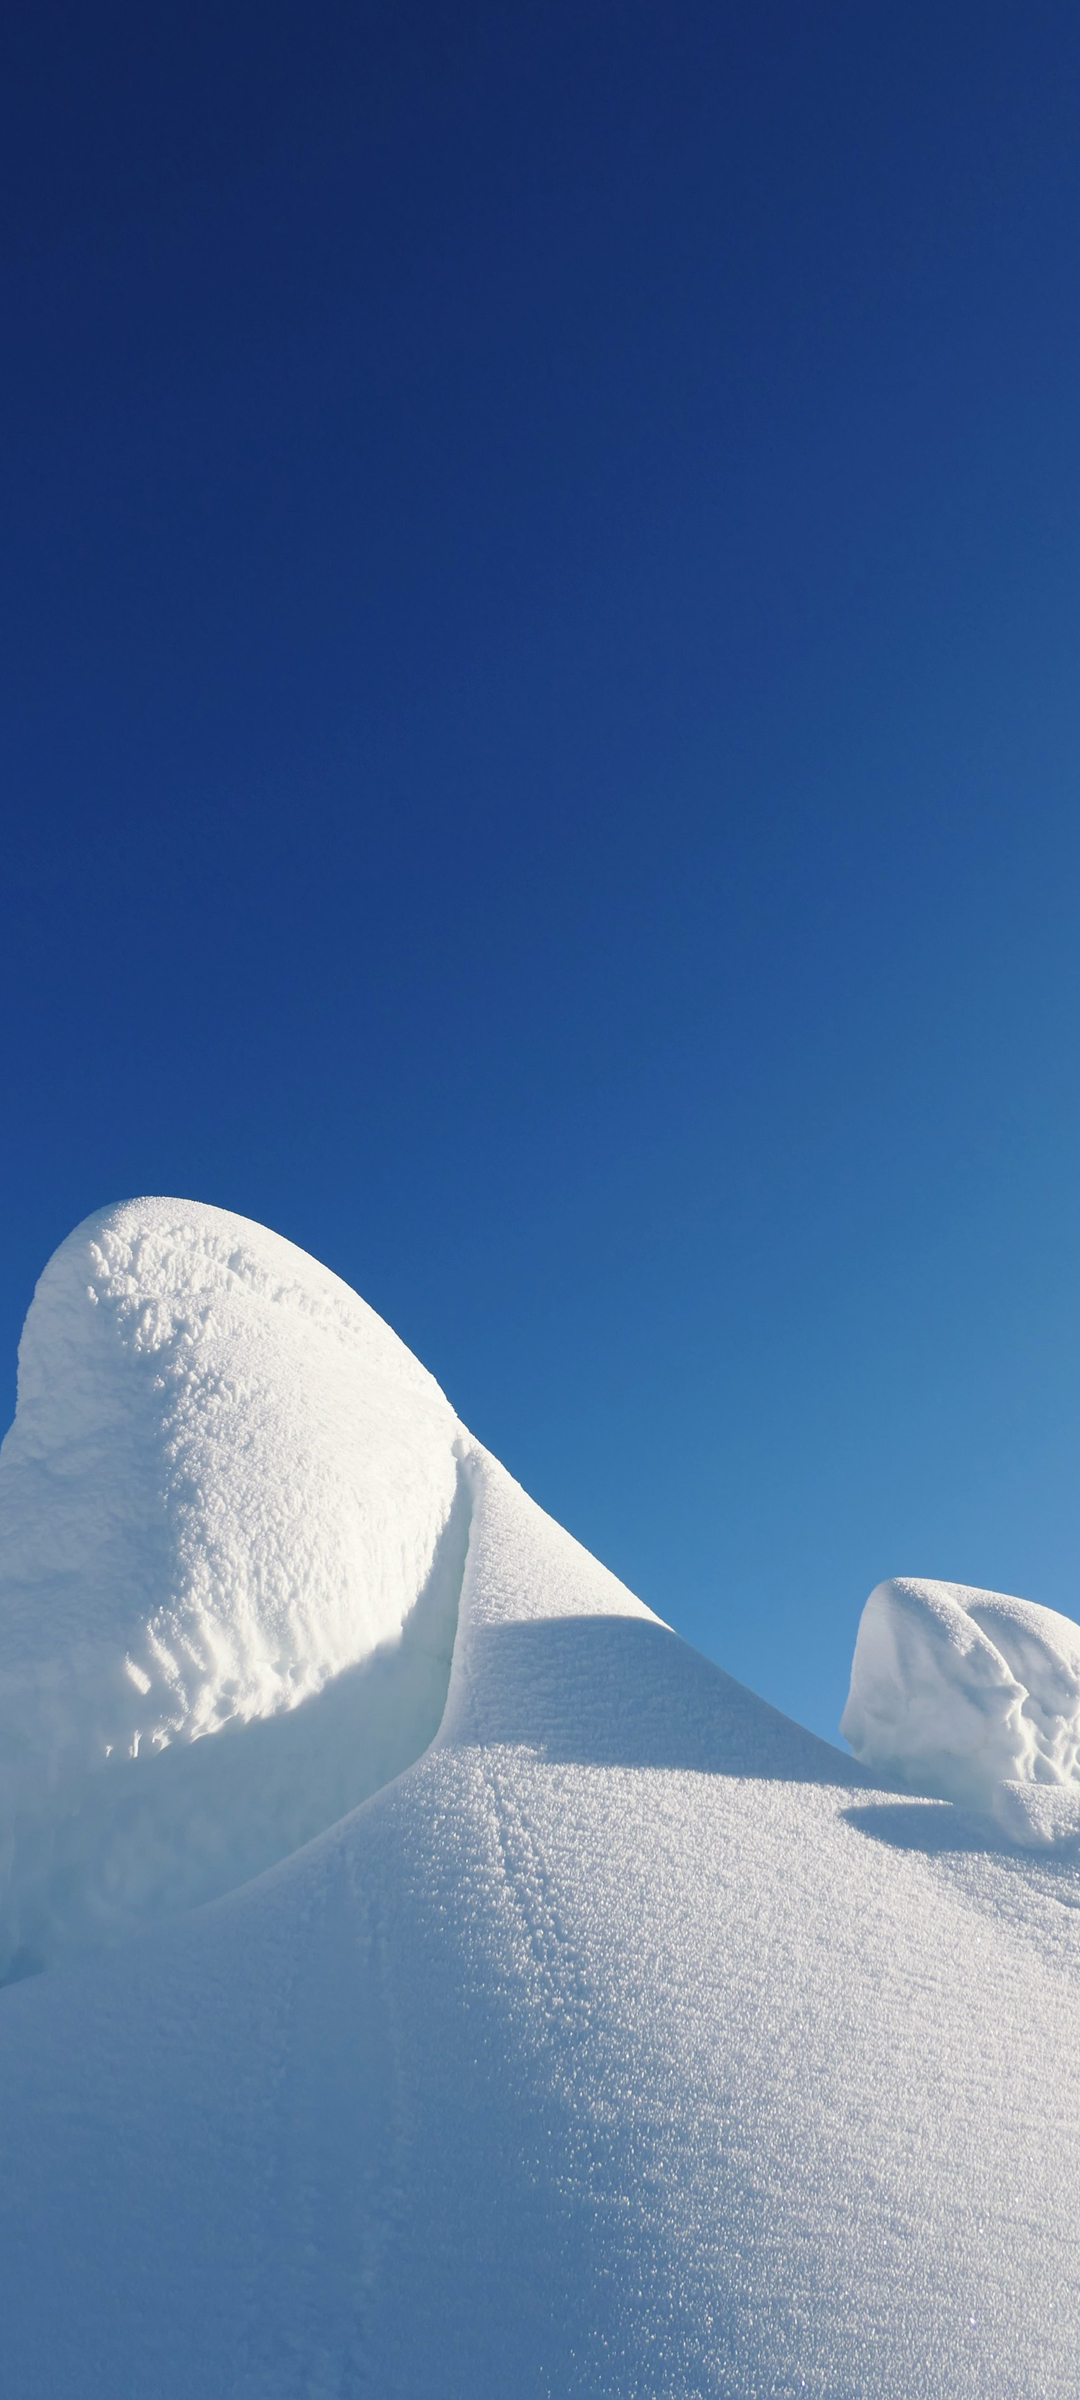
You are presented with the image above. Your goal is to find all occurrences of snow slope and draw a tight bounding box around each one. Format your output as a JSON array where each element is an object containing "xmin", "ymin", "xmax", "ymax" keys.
[{"xmin": 1, "ymin": 1201, "xmax": 1079, "ymax": 2398}]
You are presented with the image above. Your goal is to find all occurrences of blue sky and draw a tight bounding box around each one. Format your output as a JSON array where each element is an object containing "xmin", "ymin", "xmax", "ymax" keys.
[{"xmin": 3, "ymin": 0, "xmax": 1080, "ymax": 1739}]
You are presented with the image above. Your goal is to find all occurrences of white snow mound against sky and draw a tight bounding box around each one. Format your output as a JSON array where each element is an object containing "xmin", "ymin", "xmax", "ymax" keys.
[
  {"xmin": 842, "ymin": 1575, "xmax": 1080, "ymax": 1843},
  {"xmin": 0, "ymin": 1197, "xmax": 466, "ymax": 1974},
  {"xmin": 1, "ymin": 1197, "xmax": 1080, "ymax": 2399}
]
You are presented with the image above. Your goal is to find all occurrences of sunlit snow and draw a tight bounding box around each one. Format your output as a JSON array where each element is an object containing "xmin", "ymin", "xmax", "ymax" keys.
[
  {"xmin": 842, "ymin": 1575, "xmax": 1080, "ymax": 1844},
  {"xmin": 0, "ymin": 1198, "xmax": 466, "ymax": 1975},
  {"xmin": 1, "ymin": 1198, "xmax": 1079, "ymax": 2398}
]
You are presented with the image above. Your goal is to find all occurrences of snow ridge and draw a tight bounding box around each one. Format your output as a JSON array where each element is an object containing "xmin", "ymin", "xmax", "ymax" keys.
[{"xmin": 0, "ymin": 1197, "xmax": 465, "ymax": 1975}]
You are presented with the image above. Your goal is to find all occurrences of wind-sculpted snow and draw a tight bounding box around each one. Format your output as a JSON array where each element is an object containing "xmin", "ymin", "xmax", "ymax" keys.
[
  {"xmin": 842, "ymin": 1575, "xmax": 1080, "ymax": 1845},
  {"xmin": 0, "ymin": 1198, "xmax": 465, "ymax": 1976},
  {"xmin": 1, "ymin": 1203, "xmax": 1080, "ymax": 2397}
]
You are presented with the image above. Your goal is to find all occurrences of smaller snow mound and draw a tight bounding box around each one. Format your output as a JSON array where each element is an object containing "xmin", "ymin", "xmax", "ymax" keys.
[{"xmin": 841, "ymin": 1576, "xmax": 1080, "ymax": 1841}]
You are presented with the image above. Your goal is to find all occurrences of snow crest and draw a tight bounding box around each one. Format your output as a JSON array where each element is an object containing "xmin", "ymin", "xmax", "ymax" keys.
[
  {"xmin": 0, "ymin": 1197, "xmax": 466, "ymax": 1975},
  {"xmin": 841, "ymin": 1575, "xmax": 1080, "ymax": 1843}
]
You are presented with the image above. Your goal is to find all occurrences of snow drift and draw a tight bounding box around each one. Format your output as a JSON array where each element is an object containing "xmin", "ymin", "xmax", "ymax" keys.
[
  {"xmin": 0, "ymin": 1198, "xmax": 466, "ymax": 1975},
  {"xmin": 842, "ymin": 1575, "xmax": 1080, "ymax": 1844},
  {"xmin": 1, "ymin": 1199, "xmax": 1080, "ymax": 2399}
]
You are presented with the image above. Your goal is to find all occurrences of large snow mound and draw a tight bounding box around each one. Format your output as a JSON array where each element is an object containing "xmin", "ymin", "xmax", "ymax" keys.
[
  {"xmin": 0, "ymin": 1198, "xmax": 466, "ymax": 1975},
  {"xmin": 842, "ymin": 1575, "xmax": 1080, "ymax": 1842},
  {"xmin": 2, "ymin": 1201, "xmax": 1080, "ymax": 2396}
]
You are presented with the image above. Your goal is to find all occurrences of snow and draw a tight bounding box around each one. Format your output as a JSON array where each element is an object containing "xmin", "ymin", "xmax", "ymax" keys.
[
  {"xmin": 0, "ymin": 1198, "xmax": 465, "ymax": 1975},
  {"xmin": 842, "ymin": 1575, "xmax": 1080, "ymax": 1843},
  {"xmin": 1, "ymin": 1200, "xmax": 1080, "ymax": 2396}
]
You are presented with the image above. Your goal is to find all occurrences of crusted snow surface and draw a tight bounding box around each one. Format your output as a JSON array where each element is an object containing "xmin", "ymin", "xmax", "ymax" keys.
[
  {"xmin": 842, "ymin": 1576, "xmax": 1080, "ymax": 1843},
  {"xmin": 0, "ymin": 1198, "xmax": 465, "ymax": 1974},
  {"xmin": 1, "ymin": 1206, "xmax": 1080, "ymax": 2396}
]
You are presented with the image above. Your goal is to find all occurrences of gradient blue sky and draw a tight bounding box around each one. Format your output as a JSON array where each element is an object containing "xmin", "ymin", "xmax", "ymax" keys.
[{"xmin": 3, "ymin": 0, "xmax": 1080, "ymax": 1740}]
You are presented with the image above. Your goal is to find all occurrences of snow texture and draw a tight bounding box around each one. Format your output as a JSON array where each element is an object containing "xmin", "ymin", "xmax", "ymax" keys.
[
  {"xmin": 842, "ymin": 1575, "xmax": 1080, "ymax": 1844},
  {"xmin": 1, "ymin": 1201, "xmax": 1080, "ymax": 2397},
  {"xmin": 0, "ymin": 1198, "xmax": 465, "ymax": 1976}
]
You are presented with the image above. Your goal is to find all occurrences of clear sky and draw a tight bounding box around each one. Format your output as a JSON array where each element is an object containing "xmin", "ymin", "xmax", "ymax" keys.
[{"xmin": 3, "ymin": 0, "xmax": 1080, "ymax": 1741}]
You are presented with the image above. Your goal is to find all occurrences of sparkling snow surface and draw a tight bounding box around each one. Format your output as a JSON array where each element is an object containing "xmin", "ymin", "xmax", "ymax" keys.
[{"xmin": 1, "ymin": 1202, "xmax": 1080, "ymax": 2397}]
